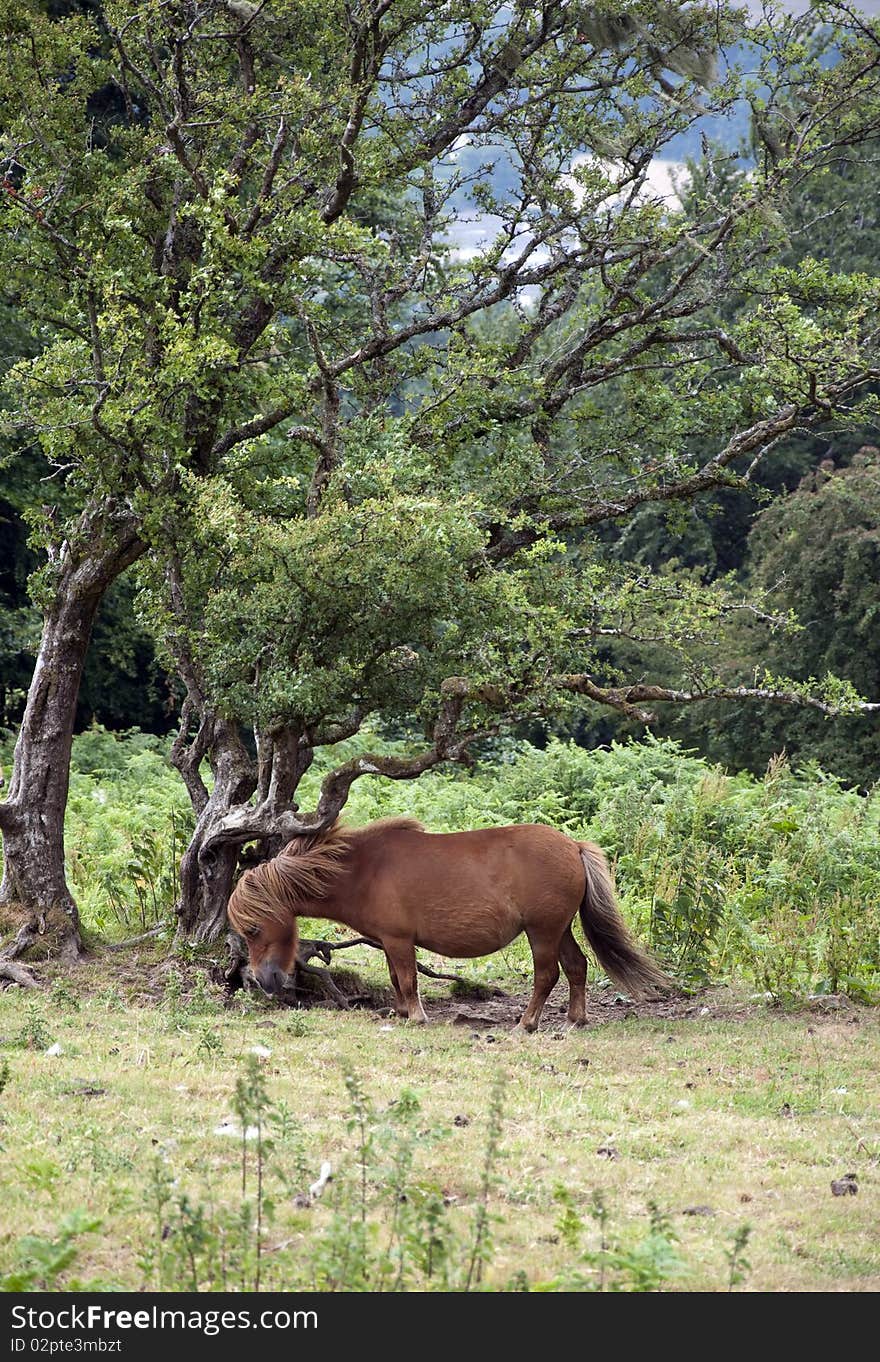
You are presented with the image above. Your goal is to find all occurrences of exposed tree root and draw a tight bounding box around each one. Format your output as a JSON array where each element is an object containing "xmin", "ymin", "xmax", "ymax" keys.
[
  {"xmin": 0, "ymin": 903, "xmax": 82, "ymax": 966},
  {"xmin": 0, "ymin": 916, "xmax": 46, "ymax": 986},
  {"xmin": 0, "ymin": 959, "xmax": 42, "ymax": 988}
]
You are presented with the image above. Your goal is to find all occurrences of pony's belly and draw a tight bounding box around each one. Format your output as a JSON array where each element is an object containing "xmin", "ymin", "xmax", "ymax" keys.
[{"xmin": 414, "ymin": 919, "xmax": 522, "ymax": 959}]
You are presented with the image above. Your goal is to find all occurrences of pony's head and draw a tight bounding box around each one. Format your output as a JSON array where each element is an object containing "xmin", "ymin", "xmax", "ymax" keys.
[
  {"xmin": 227, "ymin": 861, "xmax": 299, "ymax": 997},
  {"xmin": 227, "ymin": 824, "xmax": 354, "ymax": 996}
]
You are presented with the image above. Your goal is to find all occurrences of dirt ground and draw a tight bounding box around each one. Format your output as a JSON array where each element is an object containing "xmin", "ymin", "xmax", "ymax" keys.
[
  {"xmin": 399, "ymin": 984, "xmax": 868, "ymax": 1031},
  {"xmin": 244, "ymin": 965, "xmax": 870, "ymax": 1037},
  {"xmin": 267, "ymin": 944, "xmax": 871, "ymax": 1030}
]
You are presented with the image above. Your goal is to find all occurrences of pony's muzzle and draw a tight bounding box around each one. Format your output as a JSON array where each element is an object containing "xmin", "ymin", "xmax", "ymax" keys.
[{"xmin": 252, "ymin": 963, "xmax": 288, "ymax": 997}]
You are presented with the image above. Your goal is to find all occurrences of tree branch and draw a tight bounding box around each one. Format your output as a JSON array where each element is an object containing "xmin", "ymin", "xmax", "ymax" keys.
[
  {"xmin": 196, "ymin": 677, "xmax": 485, "ymax": 856},
  {"xmin": 169, "ymin": 697, "xmax": 213, "ymax": 816},
  {"xmin": 242, "ymin": 116, "xmax": 288, "ymax": 236},
  {"xmin": 555, "ymin": 676, "xmax": 880, "ymax": 725},
  {"xmin": 210, "ymin": 402, "xmax": 298, "ymax": 460},
  {"xmin": 304, "ymin": 316, "xmax": 341, "ymax": 517}
]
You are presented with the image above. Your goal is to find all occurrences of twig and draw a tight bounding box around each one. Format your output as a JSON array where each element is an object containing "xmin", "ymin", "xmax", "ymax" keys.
[
  {"xmin": 103, "ymin": 926, "xmax": 167, "ymax": 951},
  {"xmin": 415, "ymin": 961, "xmax": 476, "ymax": 984},
  {"xmin": 302, "ymin": 934, "xmax": 482, "ymax": 984}
]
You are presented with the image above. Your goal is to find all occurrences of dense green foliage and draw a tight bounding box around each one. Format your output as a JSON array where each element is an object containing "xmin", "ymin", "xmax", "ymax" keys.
[
  {"xmin": 0, "ymin": 15, "xmax": 875, "ymax": 770},
  {"xmin": 586, "ymin": 146, "xmax": 880, "ymax": 783},
  {"xmin": 3, "ymin": 2, "xmax": 880, "ymax": 868},
  {"xmin": 674, "ymin": 450, "xmax": 880, "ymax": 785}
]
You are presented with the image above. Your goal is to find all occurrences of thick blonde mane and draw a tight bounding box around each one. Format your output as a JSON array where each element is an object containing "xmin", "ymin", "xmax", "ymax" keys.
[{"xmin": 227, "ymin": 816, "xmax": 424, "ymax": 932}]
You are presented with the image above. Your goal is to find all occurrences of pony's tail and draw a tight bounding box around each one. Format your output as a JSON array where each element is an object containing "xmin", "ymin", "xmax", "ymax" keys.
[{"xmin": 578, "ymin": 843, "xmax": 670, "ymax": 998}]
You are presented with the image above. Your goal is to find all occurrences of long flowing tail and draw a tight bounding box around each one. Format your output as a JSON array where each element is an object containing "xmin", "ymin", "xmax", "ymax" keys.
[{"xmin": 578, "ymin": 843, "xmax": 670, "ymax": 997}]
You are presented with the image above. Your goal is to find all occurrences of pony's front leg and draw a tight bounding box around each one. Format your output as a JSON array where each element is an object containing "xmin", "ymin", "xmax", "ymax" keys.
[
  {"xmin": 382, "ymin": 939, "xmax": 427, "ymax": 1023},
  {"xmin": 518, "ymin": 930, "xmax": 561, "ymax": 1033}
]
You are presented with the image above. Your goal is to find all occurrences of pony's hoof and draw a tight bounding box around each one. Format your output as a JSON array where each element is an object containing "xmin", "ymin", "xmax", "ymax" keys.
[{"xmin": 516, "ymin": 1020, "xmax": 538, "ymax": 1034}]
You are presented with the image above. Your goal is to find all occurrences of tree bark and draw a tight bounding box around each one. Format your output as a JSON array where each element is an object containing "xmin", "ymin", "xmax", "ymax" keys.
[
  {"xmin": 0, "ymin": 517, "xmax": 143, "ymax": 963},
  {"xmin": 174, "ymin": 718, "xmax": 258, "ymax": 942}
]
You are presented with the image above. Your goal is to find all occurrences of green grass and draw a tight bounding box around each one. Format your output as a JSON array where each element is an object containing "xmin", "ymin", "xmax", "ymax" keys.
[{"xmin": 0, "ymin": 953, "xmax": 877, "ymax": 1292}]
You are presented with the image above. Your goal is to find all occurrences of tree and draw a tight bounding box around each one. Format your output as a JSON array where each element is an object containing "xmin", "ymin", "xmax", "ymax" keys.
[
  {"xmin": 587, "ymin": 140, "xmax": 880, "ymax": 776},
  {"xmin": 673, "ymin": 448, "xmax": 880, "ymax": 785},
  {"xmin": 1, "ymin": 1, "xmax": 879, "ymax": 957},
  {"xmin": 0, "ymin": 455, "xmax": 174, "ymax": 735},
  {"xmin": 594, "ymin": 117, "xmax": 880, "ymax": 585}
]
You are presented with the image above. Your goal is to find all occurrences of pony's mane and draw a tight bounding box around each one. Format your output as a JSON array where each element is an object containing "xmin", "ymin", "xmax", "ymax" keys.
[{"xmin": 227, "ymin": 816, "xmax": 424, "ymax": 932}]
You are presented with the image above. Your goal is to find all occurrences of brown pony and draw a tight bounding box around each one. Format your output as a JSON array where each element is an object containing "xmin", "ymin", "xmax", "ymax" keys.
[{"xmin": 227, "ymin": 818, "xmax": 668, "ymax": 1031}]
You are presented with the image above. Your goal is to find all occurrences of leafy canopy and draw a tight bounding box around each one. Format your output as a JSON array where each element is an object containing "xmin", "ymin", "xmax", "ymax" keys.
[{"xmin": 1, "ymin": 1, "xmax": 880, "ymax": 809}]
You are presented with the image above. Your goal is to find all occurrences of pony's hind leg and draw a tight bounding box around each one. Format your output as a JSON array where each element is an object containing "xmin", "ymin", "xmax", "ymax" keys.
[
  {"xmin": 382, "ymin": 939, "xmax": 428, "ymax": 1023},
  {"xmin": 518, "ymin": 929, "xmax": 561, "ymax": 1033},
  {"xmin": 384, "ymin": 952, "xmax": 409, "ymax": 1018},
  {"xmin": 559, "ymin": 926, "xmax": 588, "ymax": 1026}
]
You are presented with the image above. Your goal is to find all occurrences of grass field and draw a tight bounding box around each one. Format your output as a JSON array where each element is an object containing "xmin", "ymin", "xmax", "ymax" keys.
[{"xmin": 1, "ymin": 947, "xmax": 878, "ymax": 1293}]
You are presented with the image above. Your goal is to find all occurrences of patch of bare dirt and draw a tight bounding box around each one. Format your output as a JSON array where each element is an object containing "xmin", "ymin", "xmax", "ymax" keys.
[
  {"xmin": 365, "ymin": 981, "xmax": 874, "ymax": 1029},
  {"xmin": 423, "ymin": 984, "xmax": 754, "ymax": 1029}
]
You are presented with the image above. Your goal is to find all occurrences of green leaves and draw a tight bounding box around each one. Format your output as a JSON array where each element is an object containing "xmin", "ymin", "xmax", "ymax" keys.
[
  {"xmin": 197, "ymin": 488, "xmax": 489, "ymax": 729},
  {"xmin": 0, "ymin": 1209, "xmax": 102, "ymax": 1292}
]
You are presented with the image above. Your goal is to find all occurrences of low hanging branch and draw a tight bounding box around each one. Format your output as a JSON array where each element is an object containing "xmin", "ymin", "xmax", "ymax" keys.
[
  {"xmin": 310, "ymin": 678, "xmax": 483, "ymax": 819},
  {"xmin": 197, "ymin": 677, "xmax": 486, "ymax": 859},
  {"xmin": 197, "ymin": 666, "xmax": 879, "ymax": 877}
]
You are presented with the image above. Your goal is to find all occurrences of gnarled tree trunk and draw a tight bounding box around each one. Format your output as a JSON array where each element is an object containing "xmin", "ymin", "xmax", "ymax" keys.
[
  {"xmin": 174, "ymin": 718, "xmax": 259, "ymax": 941},
  {"xmin": 0, "ymin": 517, "xmax": 142, "ymax": 964},
  {"xmin": 173, "ymin": 717, "xmax": 320, "ymax": 941}
]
